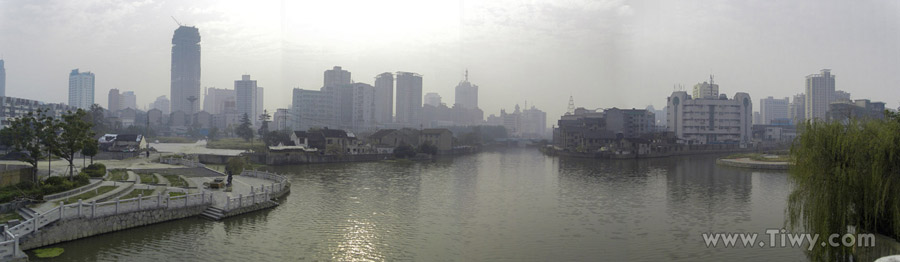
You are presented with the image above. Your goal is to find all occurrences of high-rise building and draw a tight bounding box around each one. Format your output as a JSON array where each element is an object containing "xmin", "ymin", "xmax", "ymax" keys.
[
  {"xmin": 790, "ymin": 93, "xmax": 805, "ymax": 125},
  {"xmin": 667, "ymin": 91, "xmax": 752, "ymax": 145},
  {"xmin": 0, "ymin": 59, "xmax": 5, "ymax": 97},
  {"xmin": 834, "ymin": 90, "xmax": 851, "ymax": 102},
  {"xmin": 68, "ymin": 69, "xmax": 95, "ymax": 109},
  {"xmin": 150, "ymin": 95, "xmax": 171, "ymax": 115},
  {"xmin": 424, "ymin": 93, "xmax": 442, "ymax": 107},
  {"xmin": 235, "ymin": 75, "xmax": 262, "ymax": 126},
  {"xmin": 108, "ymin": 89, "xmax": 121, "ymax": 112},
  {"xmin": 350, "ymin": 83, "xmax": 376, "ymax": 131},
  {"xmin": 292, "ymin": 88, "xmax": 333, "ymax": 131},
  {"xmin": 273, "ymin": 108, "xmax": 291, "ymax": 131},
  {"xmin": 395, "ymin": 72, "xmax": 422, "ymax": 126},
  {"xmin": 121, "ymin": 91, "xmax": 137, "ymax": 110},
  {"xmin": 170, "ymin": 26, "xmax": 201, "ymax": 115},
  {"xmin": 374, "ymin": 72, "xmax": 393, "ymax": 126},
  {"xmin": 454, "ymin": 70, "xmax": 478, "ymax": 110},
  {"xmin": 324, "ymin": 66, "xmax": 351, "ymax": 88},
  {"xmin": 805, "ymin": 69, "xmax": 835, "ymax": 121},
  {"xmin": 692, "ymin": 76, "xmax": 719, "ymax": 99},
  {"xmin": 760, "ymin": 96, "xmax": 790, "ymax": 125},
  {"xmin": 203, "ymin": 87, "xmax": 236, "ymax": 114}
]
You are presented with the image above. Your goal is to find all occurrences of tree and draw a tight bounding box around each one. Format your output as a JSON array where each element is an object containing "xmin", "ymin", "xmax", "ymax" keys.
[
  {"xmin": 225, "ymin": 157, "xmax": 247, "ymax": 176},
  {"xmin": 235, "ymin": 113, "xmax": 254, "ymax": 142},
  {"xmin": 50, "ymin": 109, "xmax": 94, "ymax": 179},
  {"xmin": 208, "ymin": 126, "xmax": 219, "ymax": 141},
  {"xmin": 258, "ymin": 110, "xmax": 271, "ymax": 143},
  {"xmin": 393, "ymin": 143, "xmax": 416, "ymax": 158},
  {"xmin": 88, "ymin": 104, "xmax": 108, "ymax": 135},
  {"xmin": 7, "ymin": 110, "xmax": 47, "ymax": 183},
  {"xmin": 81, "ymin": 139, "xmax": 99, "ymax": 165},
  {"xmin": 325, "ymin": 143, "xmax": 344, "ymax": 155},
  {"xmin": 418, "ymin": 141, "xmax": 438, "ymax": 155},
  {"xmin": 264, "ymin": 130, "xmax": 290, "ymax": 147}
]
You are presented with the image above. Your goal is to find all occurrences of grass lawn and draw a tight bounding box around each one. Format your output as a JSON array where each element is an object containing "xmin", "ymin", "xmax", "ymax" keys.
[
  {"xmin": 138, "ymin": 173, "xmax": 158, "ymax": 184},
  {"xmin": 168, "ymin": 192, "xmax": 186, "ymax": 197},
  {"xmin": 152, "ymin": 137, "xmax": 197, "ymax": 143},
  {"xmin": 206, "ymin": 138, "xmax": 267, "ymax": 151},
  {"xmin": 120, "ymin": 189, "xmax": 155, "ymax": 199},
  {"xmin": 63, "ymin": 186, "xmax": 116, "ymax": 204},
  {"xmin": 0, "ymin": 211, "xmax": 23, "ymax": 222},
  {"xmin": 107, "ymin": 169, "xmax": 128, "ymax": 181},
  {"xmin": 163, "ymin": 174, "xmax": 188, "ymax": 187},
  {"xmin": 723, "ymin": 153, "xmax": 792, "ymax": 162}
]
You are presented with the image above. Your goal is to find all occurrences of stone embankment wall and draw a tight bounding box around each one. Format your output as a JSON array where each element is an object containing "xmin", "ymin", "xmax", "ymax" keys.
[
  {"xmin": 19, "ymin": 204, "xmax": 208, "ymax": 250},
  {"xmin": 715, "ymin": 159, "xmax": 790, "ymax": 170}
]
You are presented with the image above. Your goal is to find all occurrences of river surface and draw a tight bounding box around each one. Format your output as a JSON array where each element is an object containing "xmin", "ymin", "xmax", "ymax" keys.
[{"xmin": 31, "ymin": 149, "xmax": 898, "ymax": 261}]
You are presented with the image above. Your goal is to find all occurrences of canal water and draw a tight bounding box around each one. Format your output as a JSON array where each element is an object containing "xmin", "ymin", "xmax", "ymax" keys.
[{"xmin": 31, "ymin": 149, "xmax": 896, "ymax": 261}]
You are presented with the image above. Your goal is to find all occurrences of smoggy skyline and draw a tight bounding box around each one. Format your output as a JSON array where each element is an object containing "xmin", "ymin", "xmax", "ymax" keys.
[{"xmin": 1, "ymin": 0, "xmax": 898, "ymax": 121}]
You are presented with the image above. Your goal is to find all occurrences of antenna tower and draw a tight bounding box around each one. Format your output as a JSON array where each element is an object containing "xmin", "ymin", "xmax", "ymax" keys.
[{"xmin": 567, "ymin": 96, "xmax": 575, "ymax": 115}]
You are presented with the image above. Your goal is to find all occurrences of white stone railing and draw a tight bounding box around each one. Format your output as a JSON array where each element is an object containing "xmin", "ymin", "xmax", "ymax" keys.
[
  {"xmin": 0, "ymin": 191, "xmax": 213, "ymax": 259},
  {"xmin": 160, "ymin": 157, "xmax": 205, "ymax": 168},
  {"xmin": 223, "ymin": 170, "xmax": 289, "ymax": 212},
  {"xmin": 43, "ymin": 179, "xmax": 104, "ymax": 201}
]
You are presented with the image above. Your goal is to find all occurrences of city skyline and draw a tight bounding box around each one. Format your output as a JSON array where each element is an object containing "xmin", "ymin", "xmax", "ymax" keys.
[{"xmin": 1, "ymin": 1, "xmax": 899, "ymax": 124}]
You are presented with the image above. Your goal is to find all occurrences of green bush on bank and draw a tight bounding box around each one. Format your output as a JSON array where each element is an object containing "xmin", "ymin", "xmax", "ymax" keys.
[
  {"xmin": 82, "ymin": 163, "xmax": 106, "ymax": 178},
  {"xmin": 788, "ymin": 114, "xmax": 900, "ymax": 260},
  {"xmin": 0, "ymin": 174, "xmax": 92, "ymax": 203}
]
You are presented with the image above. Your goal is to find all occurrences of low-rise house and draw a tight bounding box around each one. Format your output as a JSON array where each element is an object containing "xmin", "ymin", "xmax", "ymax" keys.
[
  {"xmin": 108, "ymin": 134, "xmax": 146, "ymax": 152},
  {"xmin": 419, "ymin": 128, "xmax": 453, "ymax": 152}
]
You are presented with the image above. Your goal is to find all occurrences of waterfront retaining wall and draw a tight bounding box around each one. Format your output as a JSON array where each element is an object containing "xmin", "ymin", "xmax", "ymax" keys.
[{"xmin": 19, "ymin": 204, "xmax": 208, "ymax": 250}]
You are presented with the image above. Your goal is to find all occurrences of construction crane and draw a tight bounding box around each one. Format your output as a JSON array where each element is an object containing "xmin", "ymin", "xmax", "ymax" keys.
[{"xmin": 172, "ymin": 16, "xmax": 183, "ymax": 27}]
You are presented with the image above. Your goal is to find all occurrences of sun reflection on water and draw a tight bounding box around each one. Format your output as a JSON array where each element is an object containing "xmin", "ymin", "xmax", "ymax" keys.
[{"xmin": 332, "ymin": 219, "xmax": 382, "ymax": 261}]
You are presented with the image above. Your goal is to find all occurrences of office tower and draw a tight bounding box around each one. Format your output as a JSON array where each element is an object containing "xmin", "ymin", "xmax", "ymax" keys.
[
  {"xmin": 691, "ymin": 75, "xmax": 719, "ymax": 99},
  {"xmin": 171, "ymin": 26, "xmax": 201, "ymax": 115},
  {"xmin": 0, "ymin": 59, "xmax": 5, "ymax": 97},
  {"xmin": 760, "ymin": 96, "xmax": 790, "ymax": 125},
  {"xmin": 150, "ymin": 95, "xmax": 171, "ymax": 115},
  {"xmin": 121, "ymin": 91, "xmax": 137, "ymax": 109},
  {"xmin": 805, "ymin": 69, "xmax": 835, "ymax": 121},
  {"xmin": 108, "ymin": 89, "xmax": 121, "ymax": 112},
  {"xmin": 790, "ymin": 93, "xmax": 805, "ymax": 125},
  {"xmin": 235, "ymin": 75, "xmax": 262, "ymax": 126},
  {"xmin": 395, "ymin": 72, "xmax": 422, "ymax": 126},
  {"xmin": 324, "ymin": 66, "xmax": 351, "ymax": 88},
  {"xmin": 424, "ymin": 93, "xmax": 442, "ymax": 107},
  {"xmin": 68, "ymin": 69, "xmax": 95, "ymax": 109},
  {"xmin": 203, "ymin": 87, "xmax": 237, "ymax": 114},
  {"xmin": 454, "ymin": 70, "xmax": 478, "ymax": 109},
  {"xmin": 292, "ymin": 88, "xmax": 333, "ymax": 131},
  {"xmin": 374, "ymin": 72, "xmax": 393, "ymax": 125}
]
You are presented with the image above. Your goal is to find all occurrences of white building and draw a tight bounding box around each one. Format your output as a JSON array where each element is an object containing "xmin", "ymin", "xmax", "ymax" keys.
[
  {"xmin": 203, "ymin": 87, "xmax": 236, "ymax": 114},
  {"xmin": 395, "ymin": 72, "xmax": 422, "ymax": 126},
  {"xmin": 424, "ymin": 93, "xmax": 442, "ymax": 107},
  {"xmin": 121, "ymin": 91, "xmax": 137, "ymax": 110},
  {"xmin": 454, "ymin": 70, "xmax": 478, "ymax": 110},
  {"xmin": 760, "ymin": 96, "xmax": 789, "ymax": 125},
  {"xmin": 292, "ymin": 88, "xmax": 333, "ymax": 131},
  {"xmin": 0, "ymin": 96, "xmax": 78, "ymax": 129},
  {"xmin": 68, "ymin": 69, "xmax": 95, "ymax": 109},
  {"xmin": 273, "ymin": 108, "xmax": 291, "ymax": 131},
  {"xmin": 374, "ymin": 72, "xmax": 393, "ymax": 127},
  {"xmin": 234, "ymin": 75, "xmax": 263, "ymax": 126},
  {"xmin": 692, "ymin": 76, "xmax": 719, "ymax": 99},
  {"xmin": 667, "ymin": 91, "xmax": 752, "ymax": 145},
  {"xmin": 790, "ymin": 93, "xmax": 805, "ymax": 125},
  {"xmin": 805, "ymin": 69, "xmax": 835, "ymax": 122},
  {"xmin": 150, "ymin": 95, "xmax": 171, "ymax": 115}
]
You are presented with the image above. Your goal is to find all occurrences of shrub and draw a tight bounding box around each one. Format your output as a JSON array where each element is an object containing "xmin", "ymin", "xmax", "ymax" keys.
[
  {"xmin": 82, "ymin": 163, "xmax": 106, "ymax": 178},
  {"xmin": 393, "ymin": 144, "xmax": 417, "ymax": 159},
  {"xmin": 43, "ymin": 176, "xmax": 67, "ymax": 186}
]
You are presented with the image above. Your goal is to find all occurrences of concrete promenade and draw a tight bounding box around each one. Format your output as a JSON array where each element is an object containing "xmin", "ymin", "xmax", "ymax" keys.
[{"xmin": 0, "ymin": 154, "xmax": 290, "ymax": 261}]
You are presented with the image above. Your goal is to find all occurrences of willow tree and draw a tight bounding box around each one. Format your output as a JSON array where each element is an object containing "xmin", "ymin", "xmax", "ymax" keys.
[{"xmin": 788, "ymin": 115, "xmax": 900, "ymax": 261}]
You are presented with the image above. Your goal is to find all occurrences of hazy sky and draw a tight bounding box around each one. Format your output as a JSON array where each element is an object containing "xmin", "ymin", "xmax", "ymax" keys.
[{"xmin": 1, "ymin": 0, "xmax": 898, "ymax": 123}]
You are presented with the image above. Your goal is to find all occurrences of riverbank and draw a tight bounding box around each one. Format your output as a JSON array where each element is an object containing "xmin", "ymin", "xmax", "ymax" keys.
[
  {"xmin": 716, "ymin": 158, "xmax": 790, "ymax": 170},
  {"xmin": 0, "ymin": 157, "xmax": 290, "ymax": 261}
]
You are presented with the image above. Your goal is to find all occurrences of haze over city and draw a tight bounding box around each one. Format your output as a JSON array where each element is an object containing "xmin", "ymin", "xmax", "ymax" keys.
[{"xmin": 1, "ymin": 0, "xmax": 898, "ymax": 122}]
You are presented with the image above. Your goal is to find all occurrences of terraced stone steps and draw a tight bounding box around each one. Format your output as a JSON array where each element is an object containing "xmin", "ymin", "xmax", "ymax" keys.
[{"xmin": 200, "ymin": 206, "xmax": 224, "ymax": 220}]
